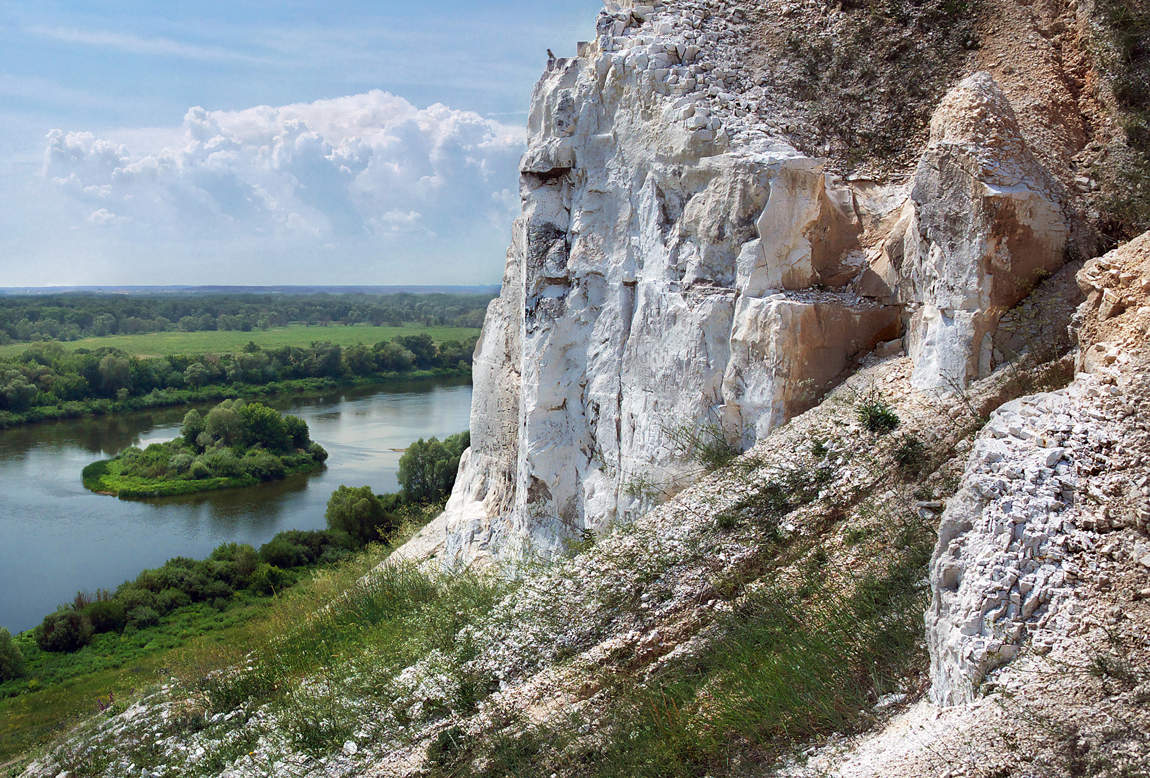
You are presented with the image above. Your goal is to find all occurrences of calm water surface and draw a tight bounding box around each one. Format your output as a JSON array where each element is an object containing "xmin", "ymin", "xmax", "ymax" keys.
[{"xmin": 0, "ymin": 379, "xmax": 471, "ymax": 633}]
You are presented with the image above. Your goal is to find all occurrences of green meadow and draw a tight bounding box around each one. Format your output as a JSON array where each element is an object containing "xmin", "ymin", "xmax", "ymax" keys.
[{"xmin": 0, "ymin": 324, "xmax": 481, "ymax": 359}]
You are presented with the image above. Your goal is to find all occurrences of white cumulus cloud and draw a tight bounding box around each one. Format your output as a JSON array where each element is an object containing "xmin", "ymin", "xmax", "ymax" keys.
[{"xmin": 40, "ymin": 90, "xmax": 525, "ymax": 279}]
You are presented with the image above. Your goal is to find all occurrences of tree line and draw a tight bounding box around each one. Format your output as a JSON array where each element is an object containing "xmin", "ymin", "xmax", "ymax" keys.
[
  {"xmin": 0, "ymin": 334, "xmax": 477, "ymax": 426},
  {"xmin": 0, "ymin": 292, "xmax": 494, "ymax": 344}
]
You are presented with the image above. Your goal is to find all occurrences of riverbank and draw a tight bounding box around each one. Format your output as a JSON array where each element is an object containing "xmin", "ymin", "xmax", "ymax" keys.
[
  {"xmin": 0, "ymin": 367, "xmax": 470, "ymax": 431},
  {"xmin": 0, "ymin": 378, "xmax": 473, "ymax": 638},
  {"xmin": 0, "ymin": 539, "xmax": 404, "ymax": 768}
]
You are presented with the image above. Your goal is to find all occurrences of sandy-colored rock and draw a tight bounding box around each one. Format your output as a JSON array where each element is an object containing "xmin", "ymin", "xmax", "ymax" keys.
[{"xmin": 885, "ymin": 73, "xmax": 1070, "ymax": 391}]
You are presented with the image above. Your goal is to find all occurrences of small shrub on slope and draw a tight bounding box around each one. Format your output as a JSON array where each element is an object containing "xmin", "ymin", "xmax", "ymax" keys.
[
  {"xmin": 35, "ymin": 610, "xmax": 94, "ymax": 653},
  {"xmin": 857, "ymin": 396, "xmax": 900, "ymax": 434},
  {"xmin": 893, "ymin": 434, "xmax": 928, "ymax": 476},
  {"xmin": 0, "ymin": 628, "xmax": 25, "ymax": 681},
  {"xmin": 667, "ymin": 422, "xmax": 739, "ymax": 472}
]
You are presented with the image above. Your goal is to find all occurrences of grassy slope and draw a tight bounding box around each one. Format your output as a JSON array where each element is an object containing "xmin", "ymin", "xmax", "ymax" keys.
[
  {"xmin": 0, "ymin": 324, "xmax": 480, "ymax": 359},
  {"xmin": 0, "ymin": 546, "xmax": 393, "ymax": 769}
]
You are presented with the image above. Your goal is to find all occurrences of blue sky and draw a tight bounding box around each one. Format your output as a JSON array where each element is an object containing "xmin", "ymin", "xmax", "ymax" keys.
[{"xmin": 0, "ymin": 1, "xmax": 602, "ymax": 285}]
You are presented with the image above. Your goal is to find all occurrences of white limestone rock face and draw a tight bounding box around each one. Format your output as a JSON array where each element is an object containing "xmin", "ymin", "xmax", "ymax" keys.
[
  {"xmin": 721, "ymin": 295, "xmax": 897, "ymax": 447},
  {"xmin": 878, "ymin": 72, "xmax": 1070, "ymax": 391},
  {"xmin": 927, "ymin": 233, "xmax": 1150, "ymax": 707},
  {"xmin": 404, "ymin": 15, "xmax": 1074, "ymax": 567},
  {"xmin": 409, "ymin": 5, "xmax": 902, "ymax": 564},
  {"xmin": 926, "ymin": 391, "xmax": 1078, "ymax": 705}
]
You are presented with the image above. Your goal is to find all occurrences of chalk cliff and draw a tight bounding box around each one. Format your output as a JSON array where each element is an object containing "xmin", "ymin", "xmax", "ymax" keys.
[
  {"xmin": 403, "ymin": 0, "xmax": 1078, "ymax": 566},
  {"xmin": 22, "ymin": 1, "xmax": 1150, "ymax": 775}
]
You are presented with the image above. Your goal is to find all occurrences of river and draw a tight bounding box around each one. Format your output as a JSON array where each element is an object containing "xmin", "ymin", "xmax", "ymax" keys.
[{"xmin": 0, "ymin": 378, "xmax": 472, "ymax": 634}]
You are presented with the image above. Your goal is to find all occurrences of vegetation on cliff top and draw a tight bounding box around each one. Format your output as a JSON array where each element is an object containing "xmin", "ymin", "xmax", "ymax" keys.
[
  {"xmin": 771, "ymin": 0, "xmax": 979, "ymax": 170},
  {"xmin": 82, "ymin": 400, "xmax": 327, "ymax": 498}
]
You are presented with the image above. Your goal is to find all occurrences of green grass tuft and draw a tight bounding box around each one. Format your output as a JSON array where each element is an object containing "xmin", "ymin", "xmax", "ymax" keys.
[{"xmin": 857, "ymin": 397, "xmax": 900, "ymax": 434}]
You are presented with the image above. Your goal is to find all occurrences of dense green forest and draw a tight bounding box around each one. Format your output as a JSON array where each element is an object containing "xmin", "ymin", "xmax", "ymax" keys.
[
  {"xmin": 0, "ymin": 291, "xmax": 494, "ymax": 344},
  {"xmin": 83, "ymin": 400, "xmax": 329, "ymax": 498},
  {"xmin": 0, "ymin": 333, "xmax": 478, "ymax": 427}
]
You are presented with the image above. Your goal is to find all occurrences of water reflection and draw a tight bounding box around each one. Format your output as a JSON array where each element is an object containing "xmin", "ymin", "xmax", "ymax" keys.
[{"xmin": 0, "ymin": 378, "xmax": 472, "ymax": 633}]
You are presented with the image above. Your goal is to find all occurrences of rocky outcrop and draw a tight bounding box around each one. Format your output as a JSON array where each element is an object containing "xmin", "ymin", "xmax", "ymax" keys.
[
  {"xmin": 401, "ymin": 3, "xmax": 1079, "ymax": 566},
  {"xmin": 926, "ymin": 232, "xmax": 1150, "ymax": 706},
  {"xmin": 925, "ymin": 390, "xmax": 1079, "ymax": 705},
  {"xmin": 873, "ymin": 73, "xmax": 1071, "ymax": 391}
]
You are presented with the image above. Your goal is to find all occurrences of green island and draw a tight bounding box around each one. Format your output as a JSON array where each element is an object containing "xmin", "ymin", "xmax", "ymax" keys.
[{"xmin": 82, "ymin": 400, "xmax": 328, "ymax": 498}]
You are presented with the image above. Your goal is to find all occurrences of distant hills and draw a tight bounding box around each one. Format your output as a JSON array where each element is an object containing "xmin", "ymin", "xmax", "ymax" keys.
[{"xmin": 0, "ymin": 285, "xmax": 501, "ymax": 297}]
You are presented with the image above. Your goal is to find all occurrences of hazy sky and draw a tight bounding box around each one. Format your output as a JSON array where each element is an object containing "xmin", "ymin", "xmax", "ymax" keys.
[{"xmin": 0, "ymin": 1, "xmax": 602, "ymax": 286}]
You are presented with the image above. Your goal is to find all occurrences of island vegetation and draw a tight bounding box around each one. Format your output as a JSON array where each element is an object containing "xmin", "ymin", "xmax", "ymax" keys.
[
  {"xmin": 0, "ymin": 429, "xmax": 468, "ymax": 761},
  {"xmin": 82, "ymin": 400, "xmax": 328, "ymax": 498}
]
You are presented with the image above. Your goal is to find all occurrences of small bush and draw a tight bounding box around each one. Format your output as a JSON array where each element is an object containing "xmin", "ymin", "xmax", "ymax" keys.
[
  {"xmin": 157, "ymin": 565, "xmax": 210, "ymax": 601},
  {"xmin": 126, "ymin": 606, "xmax": 160, "ymax": 629},
  {"xmin": 843, "ymin": 525, "xmax": 872, "ymax": 546},
  {"xmin": 85, "ymin": 599, "xmax": 127, "ymax": 634},
  {"xmin": 242, "ymin": 448, "xmax": 286, "ymax": 481},
  {"xmin": 893, "ymin": 434, "xmax": 928, "ymax": 475},
  {"xmin": 716, "ymin": 509, "xmax": 742, "ymax": 531},
  {"xmin": 201, "ymin": 449, "xmax": 242, "ymax": 478},
  {"xmin": 117, "ymin": 586, "xmax": 158, "ymax": 612},
  {"xmin": 169, "ymin": 452, "xmax": 194, "ymax": 474},
  {"xmin": 155, "ymin": 588, "xmax": 192, "ymax": 614},
  {"xmin": 668, "ymin": 422, "xmax": 739, "ymax": 472},
  {"xmin": 318, "ymin": 546, "xmax": 352, "ymax": 565},
  {"xmin": 35, "ymin": 610, "xmax": 94, "ymax": 653},
  {"xmin": 427, "ymin": 724, "xmax": 467, "ymax": 768},
  {"xmin": 284, "ymin": 414, "xmax": 310, "ymax": 449},
  {"xmin": 325, "ymin": 485, "xmax": 401, "ymax": 545},
  {"xmin": 397, "ymin": 431, "xmax": 468, "ymax": 503},
  {"xmin": 0, "ymin": 627, "xmax": 26, "ymax": 681},
  {"xmin": 203, "ymin": 579, "xmax": 234, "ymax": 601},
  {"xmin": 260, "ymin": 536, "xmax": 310, "ymax": 568},
  {"xmin": 857, "ymin": 397, "xmax": 900, "ymax": 434},
  {"xmin": 250, "ymin": 563, "xmax": 289, "ymax": 595},
  {"xmin": 210, "ymin": 543, "xmax": 259, "ymax": 586}
]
